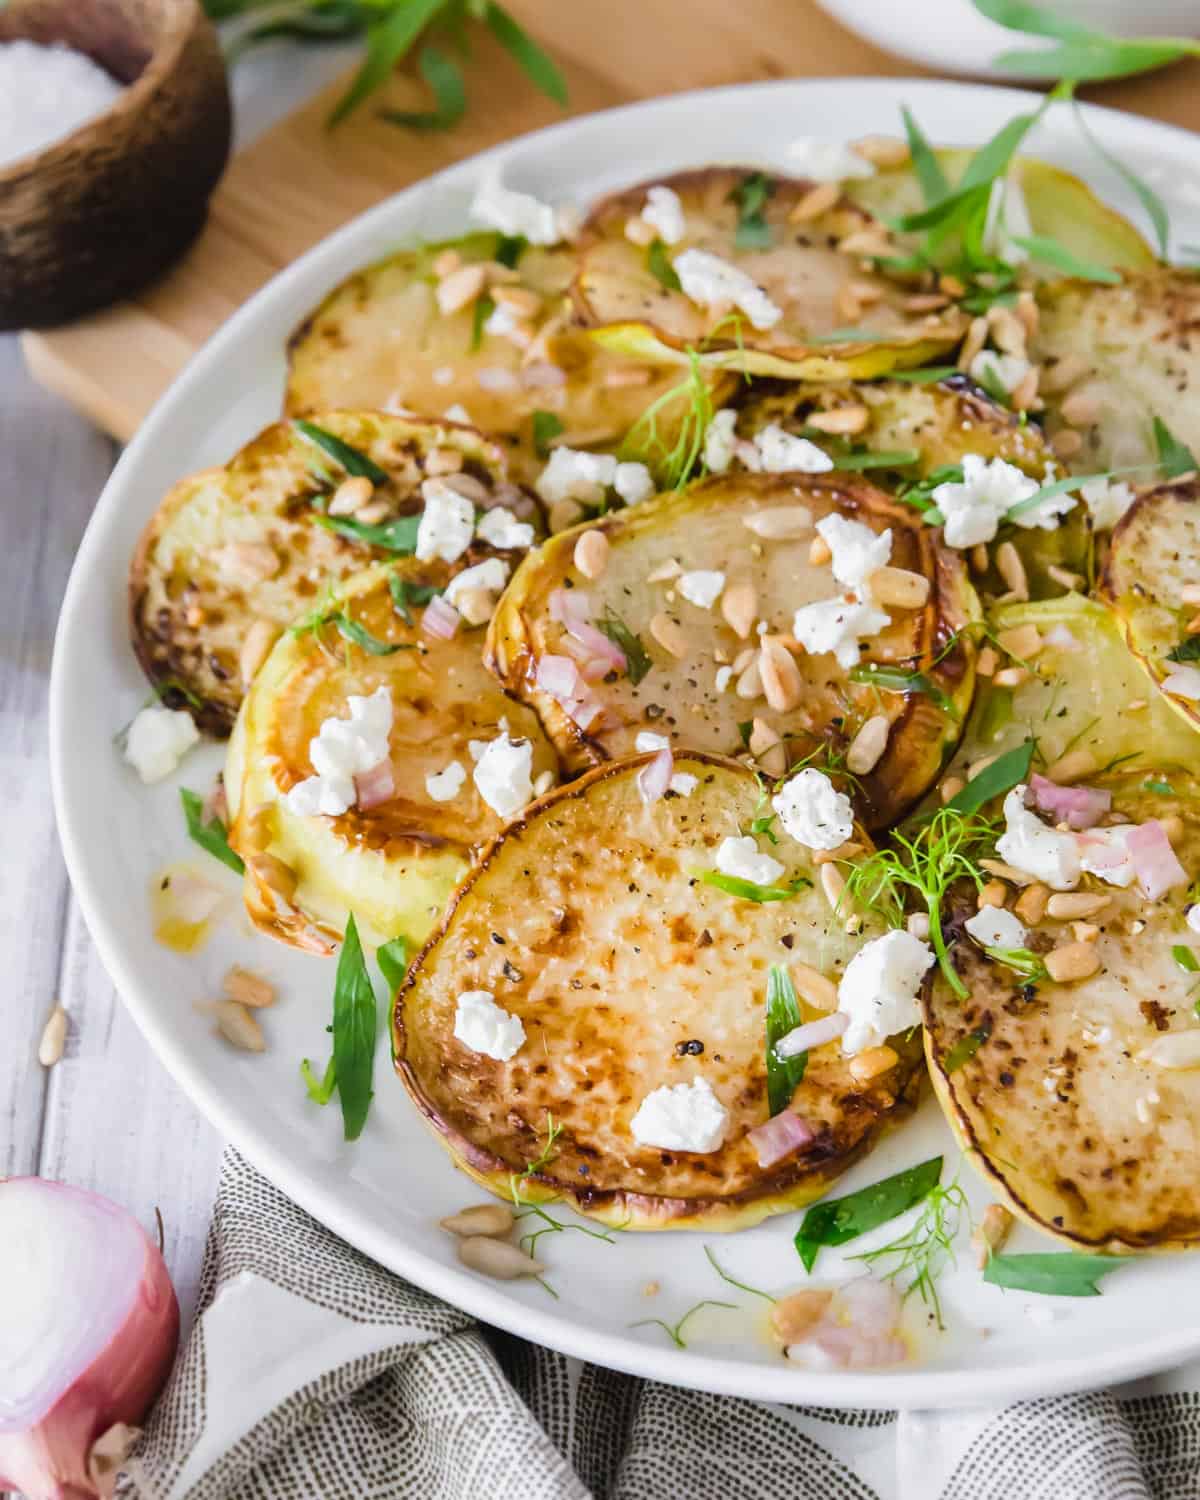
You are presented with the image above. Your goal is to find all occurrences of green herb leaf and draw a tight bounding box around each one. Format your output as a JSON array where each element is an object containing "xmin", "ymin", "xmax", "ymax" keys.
[
  {"xmin": 331, "ymin": 612, "xmax": 406, "ymax": 655},
  {"xmin": 388, "ymin": 573, "xmax": 438, "ymax": 625},
  {"xmin": 765, "ymin": 964, "xmax": 807, "ymax": 1116},
  {"xmin": 179, "ymin": 788, "xmax": 245, "ymax": 875},
  {"xmin": 944, "ymin": 1024, "xmax": 990, "ymax": 1073},
  {"xmin": 313, "ymin": 509, "xmax": 422, "ymax": 554},
  {"xmin": 1155, "ymin": 417, "xmax": 1198, "ymax": 478},
  {"xmin": 377, "ymin": 935, "xmax": 409, "ymax": 990},
  {"xmin": 532, "ymin": 409, "xmax": 565, "ymax": 458},
  {"xmin": 888, "ymin": 365, "xmax": 960, "ymax": 384},
  {"xmin": 942, "ymin": 740, "xmax": 1033, "ymax": 817},
  {"xmin": 471, "ymin": 291, "xmax": 495, "ymax": 351},
  {"xmin": 494, "ymin": 233, "xmax": 527, "ymax": 269},
  {"xmin": 1071, "ymin": 101, "xmax": 1170, "ymax": 259},
  {"xmin": 1010, "ymin": 234, "xmax": 1121, "ymax": 283},
  {"xmin": 1168, "ymin": 636, "xmax": 1200, "ymax": 664},
  {"xmin": 832, "ymin": 448, "xmax": 921, "ymax": 472},
  {"xmin": 484, "ymin": 3, "xmax": 568, "ymax": 105},
  {"xmin": 985, "ymin": 945, "xmax": 1050, "ymax": 983},
  {"xmin": 700, "ymin": 870, "xmax": 810, "ymax": 904},
  {"xmin": 301, "ymin": 1055, "xmax": 337, "ymax": 1106},
  {"xmin": 597, "ymin": 607, "xmax": 652, "ymax": 684},
  {"xmin": 1173, "ymin": 943, "xmax": 1200, "ymax": 974},
  {"xmin": 850, "ymin": 663, "xmax": 959, "ymax": 719},
  {"xmin": 378, "ymin": 43, "xmax": 466, "ymax": 129},
  {"xmin": 852, "ymin": 1179, "xmax": 969, "ymax": 1328},
  {"xmin": 331, "ymin": 913, "xmax": 377, "ymax": 1141},
  {"xmin": 294, "ymin": 419, "xmax": 390, "ymax": 484},
  {"xmin": 730, "ymin": 171, "xmax": 774, "ymax": 250},
  {"xmin": 704, "ymin": 1244, "xmax": 775, "ymax": 1302},
  {"xmin": 983, "ymin": 1250, "xmax": 1121, "ymax": 1296},
  {"xmin": 631, "ymin": 1299, "xmax": 737, "ymax": 1348},
  {"xmin": 328, "ymin": 0, "xmax": 447, "ymax": 128},
  {"xmin": 795, "ymin": 1156, "xmax": 944, "ymax": 1272},
  {"xmin": 804, "ymin": 328, "xmax": 894, "ymax": 344},
  {"xmin": 995, "ymin": 36, "xmax": 1190, "ymax": 82},
  {"xmin": 901, "ymin": 104, "xmax": 951, "ymax": 204},
  {"xmin": 647, "ymin": 238, "xmax": 682, "ymax": 291},
  {"xmin": 1142, "ymin": 778, "xmax": 1174, "ymax": 795}
]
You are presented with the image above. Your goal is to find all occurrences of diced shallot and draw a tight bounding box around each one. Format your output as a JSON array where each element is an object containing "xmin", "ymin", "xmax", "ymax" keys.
[
  {"xmin": 536, "ymin": 654, "xmax": 584, "ymax": 701},
  {"xmin": 548, "ymin": 587, "xmax": 591, "ymax": 629},
  {"xmin": 637, "ymin": 746, "xmax": 674, "ymax": 805},
  {"xmin": 747, "ymin": 1109, "xmax": 816, "ymax": 1168},
  {"xmin": 164, "ymin": 870, "xmax": 224, "ymax": 926},
  {"xmin": 476, "ymin": 367, "xmax": 520, "ymax": 391},
  {"xmin": 568, "ymin": 695, "xmax": 604, "ymax": 731},
  {"xmin": 775, "ymin": 1011, "xmax": 849, "ymax": 1059},
  {"xmin": 1164, "ymin": 665, "xmax": 1200, "ymax": 700},
  {"xmin": 1127, "ymin": 819, "xmax": 1187, "ymax": 900},
  {"xmin": 559, "ymin": 634, "xmax": 613, "ymax": 682},
  {"xmin": 354, "ymin": 759, "xmax": 395, "ymax": 810},
  {"xmin": 422, "ymin": 595, "xmax": 461, "ymax": 640},
  {"xmin": 567, "ymin": 619, "xmax": 627, "ymax": 674},
  {"xmin": 1030, "ymin": 773, "xmax": 1111, "ymax": 830},
  {"xmin": 521, "ymin": 362, "xmax": 567, "ymax": 388}
]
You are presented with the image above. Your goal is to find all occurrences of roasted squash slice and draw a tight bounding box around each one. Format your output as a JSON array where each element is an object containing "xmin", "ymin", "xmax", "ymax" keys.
[
  {"xmin": 225, "ymin": 562, "xmax": 558, "ymax": 952},
  {"xmin": 130, "ymin": 411, "xmax": 530, "ymax": 736},
  {"xmin": 926, "ymin": 776, "xmax": 1200, "ymax": 1253},
  {"xmin": 1100, "ymin": 477, "xmax": 1200, "ymax": 735},
  {"xmin": 395, "ymin": 753, "xmax": 922, "ymax": 1231},
  {"xmin": 572, "ymin": 168, "xmax": 966, "ymax": 379},
  {"xmin": 284, "ymin": 232, "xmax": 725, "ymax": 484},
  {"xmin": 488, "ymin": 470, "xmax": 976, "ymax": 829}
]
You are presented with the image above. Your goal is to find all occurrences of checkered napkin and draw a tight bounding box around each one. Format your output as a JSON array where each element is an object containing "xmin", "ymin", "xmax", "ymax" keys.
[{"xmin": 121, "ymin": 1150, "xmax": 1200, "ymax": 1500}]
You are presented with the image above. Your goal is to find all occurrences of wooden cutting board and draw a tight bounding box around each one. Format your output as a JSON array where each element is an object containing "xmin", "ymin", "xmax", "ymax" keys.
[{"xmin": 21, "ymin": 0, "xmax": 1200, "ymax": 442}]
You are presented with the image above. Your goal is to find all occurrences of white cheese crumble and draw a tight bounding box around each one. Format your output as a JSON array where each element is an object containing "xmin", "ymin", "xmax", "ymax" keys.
[
  {"xmin": 1188, "ymin": 905, "xmax": 1200, "ymax": 935},
  {"xmin": 838, "ymin": 930, "xmax": 934, "ymax": 1056},
  {"xmin": 470, "ymin": 174, "xmax": 560, "ymax": 245},
  {"xmin": 982, "ymin": 175, "xmax": 1033, "ymax": 264},
  {"xmin": 1164, "ymin": 664, "xmax": 1200, "ymax": 700},
  {"xmin": 784, "ymin": 138, "xmax": 876, "ymax": 182},
  {"xmin": 476, "ymin": 506, "xmax": 535, "ymax": 551},
  {"xmin": 753, "ymin": 423, "xmax": 834, "ymax": 474},
  {"xmin": 703, "ymin": 409, "xmax": 738, "ymax": 474},
  {"xmin": 483, "ymin": 301, "xmax": 525, "ymax": 341},
  {"xmin": 425, "ymin": 760, "xmax": 467, "ymax": 803},
  {"xmin": 453, "ymin": 990, "xmax": 526, "ymax": 1061},
  {"xmin": 772, "ymin": 768, "xmax": 854, "ymax": 852},
  {"xmin": 433, "ymin": 366, "xmax": 455, "ymax": 386},
  {"xmin": 672, "ymin": 248, "xmax": 783, "ymax": 331},
  {"xmin": 1080, "ymin": 477, "xmax": 1135, "ymax": 532},
  {"xmin": 816, "ymin": 514, "xmax": 891, "ymax": 594},
  {"xmin": 678, "ymin": 570, "xmax": 726, "ymax": 609},
  {"xmin": 995, "ymin": 785, "xmax": 1081, "ymax": 890},
  {"xmin": 669, "ymin": 772, "xmax": 698, "ymax": 796},
  {"xmin": 444, "ymin": 557, "xmax": 510, "ymax": 612},
  {"xmin": 715, "ymin": 834, "xmax": 786, "ymax": 886},
  {"xmin": 964, "ymin": 905, "xmax": 1028, "ymax": 951},
  {"xmin": 792, "ymin": 595, "xmax": 890, "ymax": 671},
  {"xmin": 122, "ymin": 705, "xmax": 199, "ymax": 784},
  {"xmin": 614, "ymin": 461, "xmax": 655, "ymax": 506},
  {"xmin": 629, "ymin": 1077, "xmax": 728, "ymax": 1152},
  {"xmin": 535, "ymin": 447, "xmax": 614, "ymax": 506},
  {"xmin": 632, "ymin": 184, "xmax": 687, "ymax": 244},
  {"xmin": 285, "ymin": 687, "xmax": 393, "ymax": 818},
  {"xmin": 444, "ymin": 403, "xmax": 472, "ymax": 425},
  {"xmin": 636, "ymin": 731, "xmax": 670, "ymax": 752},
  {"xmin": 930, "ymin": 454, "xmax": 1039, "ymax": 549},
  {"xmin": 473, "ymin": 730, "xmax": 534, "ymax": 819},
  {"xmin": 1078, "ymin": 824, "xmax": 1137, "ymax": 888},
  {"xmin": 416, "ymin": 479, "xmax": 475, "ymax": 563},
  {"xmin": 970, "ymin": 348, "xmax": 1033, "ymax": 399}
]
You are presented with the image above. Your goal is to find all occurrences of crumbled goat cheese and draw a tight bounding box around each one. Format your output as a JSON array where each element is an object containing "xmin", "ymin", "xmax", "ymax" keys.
[
  {"xmin": 476, "ymin": 506, "xmax": 535, "ymax": 551},
  {"xmin": 0, "ymin": 42, "xmax": 125, "ymax": 169},
  {"xmin": 773, "ymin": 768, "xmax": 854, "ymax": 852},
  {"xmin": 535, "ymin": 446, "xmax": 617, "ymax": 506},
  {"xmin": 669, "ymin": 772, "xmax": 698, "ymax": 796},
  {"xmin": 931, "ymin": 454, "xmax": 1039, "ymax": 549},
  {"xmin": 964, "ymin": 905, "xmax": 1028, "ymax": 951},
  {"xmin": 792, "ymin": 595, "xmax": 890, "ymax": 671},
  {"xmin": 470, "ymin": 174, "xmax": 560, "ymax": 245},
  {"xmin": 632, "ymin": 184, "xmax": 687, "ymax": 244},
  {"xmin": 416, "ymin": 479, "xmax": 475, "ymax": 563},
  {"xmin": 484, "ymin": 301, "xmax": 525, "ymax": 341},
  {"xmin": 1188, "ymin": 905, "xmax": 1200, "ymax": 935},
  {"xmin": 433, "ymin": 366, "xmax": 455, "ymax": 386},
  {"xmin": 673, "ymin": 249, "xmax": 783, "ymax": 331},
  {"xmin": 630, "ymin": 1077, "xmax": 728, "ymax": 1152},
  {"xmin": 444, "ymin": 557, "xmax": 510, "ymax": 611},
  {"xmin": 703, "ymin": 410, "xmax": 738, "ymax": 474},
  {"xmin": 838, "ymin": 930, "xmax": 934, "ymax": 1056},
  {"xmin": 816, "ymin": 514, "xmax": 891, "ymax": 593},
  {"xmin": 453, "ymin": 990, "xmax": 526, "ymax": 1060},
  {"xmin": 754, "ymin": 423, "xmax": 834, "ymax": 474},
  {"xmin": 714, "ymin": 664, "xmax": 733, "ymax": 692},
  {"xmin": 425, "ymin": 760, "xmax": 467, "ymax": 802},
  {"xmin": 636, "ymin": 732, "xmax": 670, "ymax": 752},
  {"xmin": 982, "ymin": 175, "xmax": 1033, "ymax": 264},
  {"xmin": 715, "ymin": 834, "xmax": 786, "ymax": 886},
  {"xmin": 1080, "ymin": 477, "xmax": 1135, "ymax": 532},
  {"xmin": 678, "ymin": 570, "xmax": 726, "ymax": 609},
  {"xmin": 614, "ymin": 461, "xmax": 655, "ymax": 506},
  {"xmin": 995, "ymin": 785, "xmax": 1081, "ymax": 890},
  {"xmin": 286, "ymin": 687, "xmax": 393, "ymax": 818},
  {"xmin": 122, "ymin": 705, "xmax": 199, "ymax": 784},
  {"xmin": 1077, "ymin": 824, "xmax": 1137, "ymax": 888},
  {"xmin": 444, "ymin": 403, "xmax": 472, "ymax": 425},
  {"xmin": 970, "ymin": 348, "xmax": 1033, "ymax": 398},
  {"xmin": 784, "ymin": 138, "xmax": 876, "ymax": 182},
  {"xmin": 473, "ymin": 730, "xmax": 534, "ymax": 819},
  {"xmin": 1164, "ymin": 664, "xmax": 1200, "ymax": 700}
]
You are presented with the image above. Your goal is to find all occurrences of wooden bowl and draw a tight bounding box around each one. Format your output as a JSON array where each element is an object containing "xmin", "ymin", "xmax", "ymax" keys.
[{"xmin": 0, "ymin": 0, "xmax": 231, "ymax": 330}]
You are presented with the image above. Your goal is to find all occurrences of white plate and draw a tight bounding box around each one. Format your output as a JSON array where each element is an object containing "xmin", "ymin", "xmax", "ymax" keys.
[{"xmin": 50, "ymin": 78, "xmax": 1200, "ymax": 1409}]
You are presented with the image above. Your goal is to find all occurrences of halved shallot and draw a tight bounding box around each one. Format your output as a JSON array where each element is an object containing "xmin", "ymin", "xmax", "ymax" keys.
[
  {"xmin": 1029, "ymin": 773, "xmax": 1111, "ymax": 830},
  {"xmin": 421, "ymin": 595, "xmax": 461, "ymax": 640},
  {"xmin": 354, "ymin": 759, "xmax": 396, "ymax": 810},
  {"xmin": 1127, "ymin": 819, "xmax": 1187, "ymax": 900},
  {"xmin": 747, "ymin": 1109, "xmax": 816, "ymax": 1168},
  {"xmin": 636, "ymin": 747, "xmax": 674, "ymax": 805}
]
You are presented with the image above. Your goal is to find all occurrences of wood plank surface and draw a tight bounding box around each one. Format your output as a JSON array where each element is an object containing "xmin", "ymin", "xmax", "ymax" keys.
[{"xmin": 22, "ymin": 0, "xmax": 1200, "ymax": 442}]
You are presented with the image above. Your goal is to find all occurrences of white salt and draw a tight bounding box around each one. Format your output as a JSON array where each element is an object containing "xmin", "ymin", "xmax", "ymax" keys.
[{"xmin": 0, "ymin": 41, "xmax": 124, "ymax": 169}]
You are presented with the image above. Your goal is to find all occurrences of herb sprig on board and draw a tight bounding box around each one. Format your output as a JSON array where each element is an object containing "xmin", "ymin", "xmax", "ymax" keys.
[
  {"xmin": 180, "ymin": 788, "xmax": 245, "ymax": 875},
  {"xmin": 300, "ymin": 913, "xmax": 378, "ymax": 1141},
  {"xmin": 794, "ymin": 1156, "xmax": 945, "ymax": 1272}
]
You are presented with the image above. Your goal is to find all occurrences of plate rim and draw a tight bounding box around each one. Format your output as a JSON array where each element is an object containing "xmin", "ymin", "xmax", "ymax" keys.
[{"xmin": 50, "ymin": 73, "xmax": 1200, "ymax": 1409}]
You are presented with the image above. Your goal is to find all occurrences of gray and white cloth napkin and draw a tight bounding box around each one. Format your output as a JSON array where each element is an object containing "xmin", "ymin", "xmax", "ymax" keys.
[{"xmin": 123, "ymin": 1151, "xmax": 1200, "ymax": 1500}]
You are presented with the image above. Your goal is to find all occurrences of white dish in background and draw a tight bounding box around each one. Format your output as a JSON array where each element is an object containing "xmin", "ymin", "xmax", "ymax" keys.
[{"xmin": 49, "ymin": 78, "xmax": 1200, "ymax": 1409}]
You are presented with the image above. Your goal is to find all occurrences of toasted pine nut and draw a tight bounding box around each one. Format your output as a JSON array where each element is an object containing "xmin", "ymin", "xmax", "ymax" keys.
[
  {"xmin": 240, "ymin": 619, "xmax": 280, "ymax": 684},
  {"xmin": 646, "ymin": 557, "xmax": 682, "ymax": 583},
  {"xmin": 532, "ymin": 769, "xmax": 555, "ymax": 798},
  {"xmin": 939, "ymin": 273, "xmax": 967, "ymax": 297},
  {"xmin": 750, "ymin": 719, "xmax": 787, "ymax": 778},
  {"xmin": 846, "ymin": 714, "xmax": 890, "ymax": 774},
  {"xmin": 1045, "ymin": 942, "xmax": 1101, "ymax": 983},
  {"xmin": 424, "ymin": 446, "xmax": 464, "ymax": 476},
  {"xmin": 973, "ymin": 1203, "xmax": 1014, "ymax": 1268},
  {"xmin": 1014, "ymin": 290, "xmax": 1039, "ymax": 338},
  {"xmin": 649, "ymin": 611, "xmax": 688, "ymax": 658},
  {"xmin": 970, "ymin": 543, "xmax": 990, "ymax": 576},
  {"xmin": 354, "ymin": 499, "xmax": 393, "ymax": 524},
  {"xmin": 849, "ymin": 1045, "xmax": 899, "ymax": 1083},
  {"xmin": 904, "ymin": 292, "xmax": 950, "ymax": 312},
  {"xmin": 1160, "ymin": 814, "xmax": 1184, "ymax": 846},
  {"xmin": 809, "ymin": 535, "xmax": 832, "ymax": 566},
  {"xmin": 440, "ymin": 1203, "xmax": 515, "ymax": 1237},
  {"xmin": 967, "ymin": 754, "xmax": 998, "ymax": 782},
  {"xmin": 1140, "ymin": 1031, "xmax": 1200, "ymax": 1070},
  {"xmin": 813, "ymin": 840, "xmax": 862, "ymax": 866},
  {"xmin": 1051, "ymin": 427, "xmax": 1083, "ymax": 459},
  {"xmin": 38, "ymin": 1005, "xmax": 67, "ymax": 1067},
  {"xmin": 735, "ymin": 654, "xmax": 763, "ymax": 699},
  {"xmin": 853, "ymin": 134, "xmax": 910, "ymax": 167},
  {"xmin": 624, "ymin": 214, "xmax": 657, "ymax": 245},
  {"xmin": 791, "ymin": 962, "xmax": 839, "ymax": 1011},
  {"xmin": 246, "ymin": 852, "xmax": 298, "ymax": 903},
  {"xmin": 214, "ymin": 541, "xmax": 280, "ymax": 586},
  {"xmin": 491, "ymin": 285, "xmax": 542, "ymax": 319},
  {"xmin": 329, "ymin": 475, "xmax": 375, "ymax": 515},
  {"xmin": 1043, "ymin": 747, "xmax": 1097, "ymax": 785},
  {"xmin": 456, "ymin": 587, "xmax": 499, "ymax": 627},
  {"xmin": 940, "ymin": 775, "xmax": 965, "ymax": 804},
  {"xmin": 976, "ymin": 647, "xmax": 998, "ymax": 679},
  {"xmin": 959, "ymin": 316, "xmax": 989, "ymax": 370},
  {"xmin": 731, "ymin": 645, "xmax": 757, "ymax": 674},
  {"xmin": 848, "ymin": 279, "xmax": 884, "ymax": 305},
  {"xmin": 643, "ymin": 1280, "xmax": 661, "ymax": 1296},
  {"xmin": 214, "ymin": 1000, "xmax": 266, "ymax": 1053},
  {"xmin": 1047, "ymin": 564, "xmax": 1083, "ymax": 591},
  {"xmin": 436, "ymin": 263, "xmax": 488, "ymax": 315},
  {"xmin": 988, "ymin": 305, "xmax": 1027, "ymax": 356},
  {"xmin": 996, "ymin": 624, "xmax": 1042, "ymax": 660},
  {"xmin": 870, "ymin": 566, "xmax": 930, "ymax": 609},
  {"xmin": 603, "ymin": 364, "xmax": 654, "ymax": 388},
  {"xmin": 1060, "ymin": 389, "xmax": 1102, "ymax": 428},
  {"xmin": 790, "ymin": 182, "xmax": 841, "ymax": 222},
  {"xmin": 807, "ymin": 405, "xmax": 869, "ymax": 436},
  {"xmin": 1042, "ymin": 353, "xmax": 1089, "ymax": 393},
  {"xmin": 743, "ymin": 506, "xmax": 813, "ymax": 539},
  {"xmin": 1014, "ymin": 883, "xmax": 1049, "ymax": 925},
  {"xmin": 573, "ymin": 529, "xmax": 609, "ymax": 580},
  {"xmin": 1180, "ymin": 584, "xmax": 1200, "ymax": 607},
  {"xmin": 995, "ymin": 542, "xmax": 1028, "ymax": 602},
  {"xmin": 837, "ymin": 229, "xmax": 895, "ymax": 258},
  {"xmin": 977, "ymin": 880, "xmax": 1008, "ymax": 909},
  {"xmin": 834, "ymin": 284, "xmax": 862, "ymax": 323},
  {"xmin": 979, "ymin": 858, "xmax": 1036, "ymax": 887},
  {"xmin": 820, "ymin": 863, "xmax": 847, "ymax": 912},
  {"xmin": 771, "ymin": 1289, "xmax": 834, "ymax": 1341},
  {"xmin": 458, "ymin": 1236, "xmax": 545, "ymax": 1279},
  {"xmin": 548, "ymin": 499, "xmax": 583, "ymax": 534},
  {"xmin": 907, "ymin": 911, "xmax": 931, "ymax": 939},
  {"xmin": 993, "ymin": 667, "xmax": 1029, "ymax": 689},
  {"xmin": 759, "ymin": 636, "xmax": 803, "ymax": 713},
  {"xmin": 721, "ymin": 581, "xmax": 758, "ymax": 638},
  {"xmin": 1073, "ymin": 921, "xmax": 1100, "ymax": 943},
  {"xmin": 222, "ymin": 966, "xmax": 276, "ymax": 1008}
]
